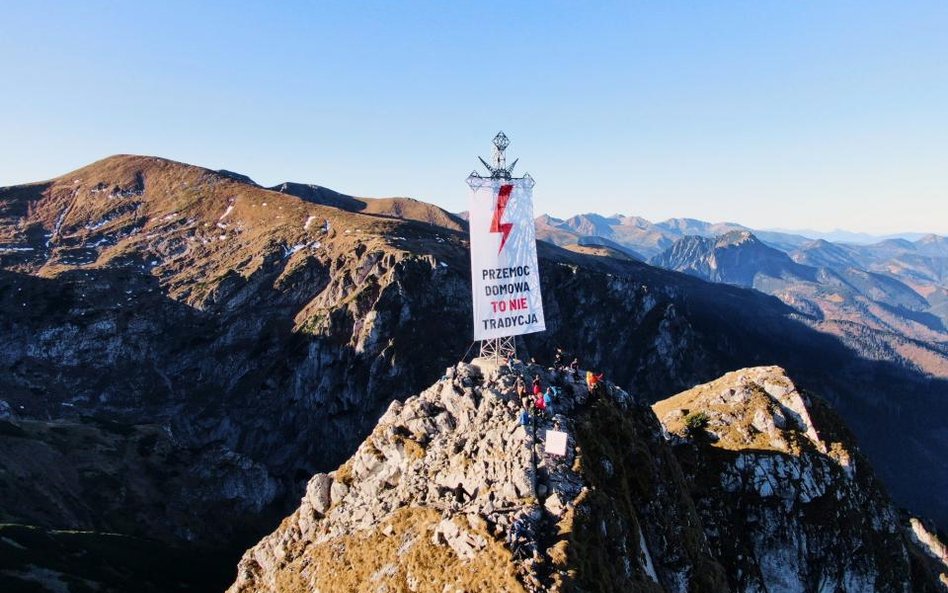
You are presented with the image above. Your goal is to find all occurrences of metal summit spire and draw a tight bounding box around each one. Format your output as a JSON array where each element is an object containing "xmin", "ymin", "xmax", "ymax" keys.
[{"xmin": 469, "ymin": 131, "xmax": 534, "ymax": 187}]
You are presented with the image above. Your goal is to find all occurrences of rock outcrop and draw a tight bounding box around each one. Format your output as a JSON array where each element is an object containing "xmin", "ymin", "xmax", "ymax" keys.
[
  {"xmin": 654, "ymin": 366, "xmax": 948, "ymax": 592},
  {"xmin": 231, "ymin": 362, "xmax": 945, "ymax": 593},
  {"xmin": 230, "ymin": 360, "xmax": 730, "ymax": 593}
]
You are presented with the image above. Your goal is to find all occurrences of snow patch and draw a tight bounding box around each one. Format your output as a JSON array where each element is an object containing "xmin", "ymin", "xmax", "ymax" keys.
[
  {"xmin": 219, "ymin": 203, "xmax": 235, "ymax": 221},
  {"xmin": 283, "ymin": 244, "xmax": 305, "ymax": 258},
  {"xmin": 108, "ymin": 187, "xmax": 144, "ymax": 199},
  {"xmin": 283, "ymin": 241, "xmax": 322, "ymax": 258},
  {"xmin": 47, "ymin": 209, "xmax": 67, "ymax": 247},
  {"xmin": 638, "ymin": 529, "xmax": 659, "ymax": 583}
]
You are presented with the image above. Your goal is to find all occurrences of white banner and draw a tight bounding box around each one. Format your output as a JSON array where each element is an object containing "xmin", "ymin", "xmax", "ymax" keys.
[{"xmin": 468, "ymin": 177, "xmax": 546, "ymax": 340}]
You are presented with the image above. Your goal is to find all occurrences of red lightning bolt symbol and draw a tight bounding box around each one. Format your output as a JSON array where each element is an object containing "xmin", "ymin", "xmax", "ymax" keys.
[{"xmin": 490, "ymin": 184, "xmax": 514, "ymax": 253}]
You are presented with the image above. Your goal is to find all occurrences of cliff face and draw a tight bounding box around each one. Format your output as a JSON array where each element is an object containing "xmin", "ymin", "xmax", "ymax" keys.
[
  {"xmin": 231, "ymin": 362, "xmax": 946, "ymax": 593},
  {"xmin": 0, "ymin": 156, "xmax": 471, "ymax": 556}
]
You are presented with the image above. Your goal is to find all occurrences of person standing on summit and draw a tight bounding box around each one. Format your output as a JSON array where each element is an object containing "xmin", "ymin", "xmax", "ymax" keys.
[
  {"xmin": 543, "ymin": 386, "xmax": 556, "ymax": 417},
  {"xmin": 516, "ymin": 375, "xmax": 530, "ymax": 410},
  {"xmin": 553, "ymin": 347, "xmax": 565, "ymax": 370},
  {"xmin": 586, "ymin": 370, "xmax": 604, "ymax": 400},
  {"xmin": 569, "ymin": 358, "xmax": 580, "ymax": 380}
]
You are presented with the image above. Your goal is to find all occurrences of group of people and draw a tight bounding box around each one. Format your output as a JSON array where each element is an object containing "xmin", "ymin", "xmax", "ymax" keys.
[
  {"xmin": 512, "ymin": 346, "xmax": 609, "ymax": 429},
  {"xmin": 554, "ymin": 347, "xmax": 608, "ymax": 400},
  {"xmin": 516, "ymin": 374, "xmax": 559, "ymax": 426}
]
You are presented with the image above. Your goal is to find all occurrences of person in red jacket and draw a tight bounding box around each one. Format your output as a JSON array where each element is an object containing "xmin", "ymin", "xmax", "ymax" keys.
[
  {"xmin": 585, "ymin": 371, "xmax": 603, "ymax": 389},
  {"xmin": 534, "ymin": 391, "xmax": 547, "ymax": 419},
  {"xmin": 532, "ymin": 374, "xmax": 542, "ymax": 396}
]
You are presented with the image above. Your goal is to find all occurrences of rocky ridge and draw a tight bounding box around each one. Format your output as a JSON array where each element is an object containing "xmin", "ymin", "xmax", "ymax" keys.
[{"xmin": 231, "ymin": 362, "xmax": 946, "ymax": 593}]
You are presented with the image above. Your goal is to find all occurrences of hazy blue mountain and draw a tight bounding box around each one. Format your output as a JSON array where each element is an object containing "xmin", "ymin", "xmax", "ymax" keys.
[
  {"xmin": 535, "ymin": 210, "xmax": 948, "ymax": 334},
  {"xmin": 915, "ymin": 234, "xmax": 948, "ymax": 257},
  {"xmin": 650, "ymin": 230, "xmax": 816, "ymax": 286},
  {"xmin": 791, "ymin": 239, "xmax": 869, "ymax": 269},
  {"xmin": 536, "ymin": 213, "xmax": 850, "ymax": 257},
  {"xmin": 652, "ymin": 229, "xmax": 947, "ymax": 356},
  {"xmin": 765, "ymin": 228, "xmax": 934, "ymax": 244}
]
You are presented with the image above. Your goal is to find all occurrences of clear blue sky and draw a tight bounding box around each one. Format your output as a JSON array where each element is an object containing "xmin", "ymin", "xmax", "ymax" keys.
[{"xmin": 2, "ymin": 1, "xmax": 946, "ymax": 234}]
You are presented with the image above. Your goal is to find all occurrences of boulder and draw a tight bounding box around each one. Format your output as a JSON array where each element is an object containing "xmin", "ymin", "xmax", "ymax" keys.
[{"xmin": 304, "ymin": 473, "xmax": 332, "ymax": 516}]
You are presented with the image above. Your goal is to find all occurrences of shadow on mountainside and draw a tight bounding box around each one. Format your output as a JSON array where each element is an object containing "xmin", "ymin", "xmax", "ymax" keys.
[{"xmin": 525, "ymin": 246, "xmax": 948, "ymax": 532}]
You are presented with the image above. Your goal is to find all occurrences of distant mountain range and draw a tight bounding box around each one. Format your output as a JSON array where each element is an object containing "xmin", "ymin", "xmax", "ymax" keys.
[
  {"xmin": 535, "ymin": 213, "xmax": 947, "ymax": 258},
  {"xmin": 765, "ymin": 227, "xmax": 937, "ymax": 245},
  {"xmin": 532, "ymin": 213, "xmax": 948, "ymax": 360}
]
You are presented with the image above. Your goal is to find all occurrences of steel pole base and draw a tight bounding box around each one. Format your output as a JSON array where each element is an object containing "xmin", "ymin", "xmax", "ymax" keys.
[{"xmin": 478, "ymin": 337, "xmax": 516, "ymax": 362}]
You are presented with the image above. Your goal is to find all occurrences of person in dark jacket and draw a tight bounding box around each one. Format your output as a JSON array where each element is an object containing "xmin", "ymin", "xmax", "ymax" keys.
[{"xmin": 569, "ymin": 358, "xmax": 580, "ymax": 380}]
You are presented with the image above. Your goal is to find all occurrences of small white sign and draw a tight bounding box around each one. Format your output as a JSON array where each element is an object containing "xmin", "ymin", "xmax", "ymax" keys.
[{"xmin": 545, "ymin": 430, "xmax": 568, "ymax": 456}]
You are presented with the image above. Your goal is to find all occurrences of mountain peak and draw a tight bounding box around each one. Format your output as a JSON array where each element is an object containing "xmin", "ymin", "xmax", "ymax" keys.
[
  {"xmin": 715, "ymin": 229, "xmax": 758, "ymax": 247},
  {"xmin": 230, "ymin": 361, "xmax": 947, "ymax": 593},
  {"xmin": 655, "ymin": 366, "xmax": 828, "ymax": 455},
  {"xmin": 229, "ymin": 359, "xmax": 729, "ymax": 592},
  {"xmin": 651, "ymin": 230, "xmax": 810, "ymax": 287},
  {"xmin": 216, "ymin": 169, "xmax": 258, "ymax": 186},
  {"xmin": 652, "ymin": 366, "xmax": 948, "ymax": 591}
]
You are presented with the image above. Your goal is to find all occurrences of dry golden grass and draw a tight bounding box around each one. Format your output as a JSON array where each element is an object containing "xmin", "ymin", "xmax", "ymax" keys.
[
  {"xmin": 334, "ymin": 461, "xmax": 354, "ymax": 486},
  {"xmin": 399, "ymin": 437, "xmax": 426, "ymax": 461},
  {"xmin": 652, "ymin": 370, "xmax": 810, "ymax": 455},
  {"xmin": 273, "ymin": 507, "xmax": 526, "ymax": 593},
  {"xmin": 9, "ymin": 154, "xmax": 437, "ymax": 294}
]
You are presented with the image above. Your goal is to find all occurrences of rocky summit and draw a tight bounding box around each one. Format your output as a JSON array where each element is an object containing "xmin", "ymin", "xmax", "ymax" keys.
[
  {"xmin": 654, "ymin": 367, "xmax": 948, "ymax": 592},
  {"xmin": 230, "ymin": 361, "xmax": 946, "ymax": 593}
]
